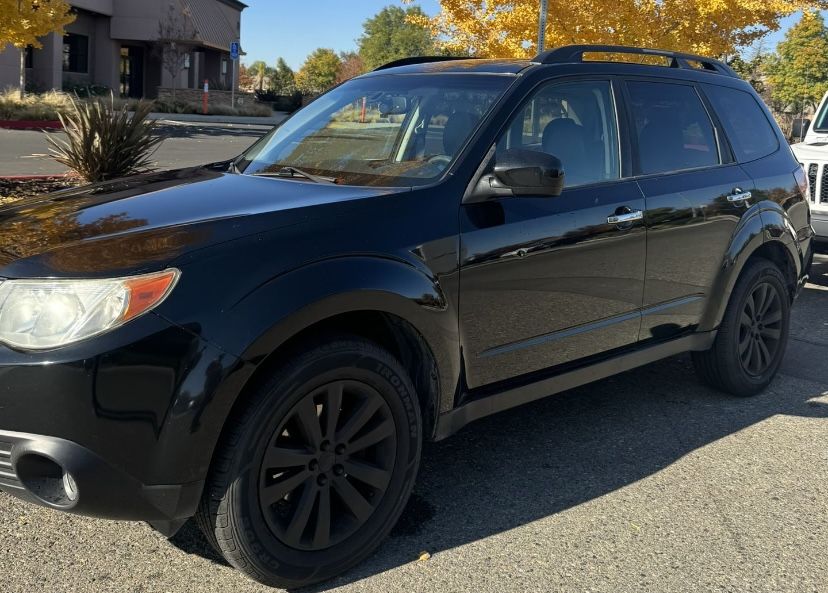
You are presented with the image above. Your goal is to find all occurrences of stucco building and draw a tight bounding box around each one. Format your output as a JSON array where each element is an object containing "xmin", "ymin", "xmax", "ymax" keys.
[{"xmin": 0, "ymin": 0, "xmax": 246, "ymax": 98}]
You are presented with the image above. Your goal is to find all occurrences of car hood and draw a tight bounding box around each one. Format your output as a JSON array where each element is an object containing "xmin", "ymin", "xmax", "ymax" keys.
[
  {"xmin": 792, "ymin": 140, "xmax": 828, "ymax": 160},
  {"xmin": 0, "ymin": 167, "xmax": 400, "ymax": 278}
]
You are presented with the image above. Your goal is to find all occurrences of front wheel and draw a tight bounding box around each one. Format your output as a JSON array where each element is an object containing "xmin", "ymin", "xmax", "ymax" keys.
[
  {"xmin": 195, "ymin": 338, "xmax": 422, "ymax": 588},
  {"xmin": 693, "ymin": 258, "xmax": 791, "ymax": 396}
]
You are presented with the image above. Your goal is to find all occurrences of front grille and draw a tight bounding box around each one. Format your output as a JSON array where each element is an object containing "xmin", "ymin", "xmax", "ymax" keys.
[
  {"xmin": 808, "ymin": 163, "xmax": 818, "ymax": 201},
  {"xmin": 822, "ymin": 165, "xmax": 828, "ymax": 204},
  {"xmin": 0, "ymin": 441, "xmax": 22, "ymax": 492},
  {"xmin": 801, "ymin": 161, "xmax": 828, "ymax": 211}
]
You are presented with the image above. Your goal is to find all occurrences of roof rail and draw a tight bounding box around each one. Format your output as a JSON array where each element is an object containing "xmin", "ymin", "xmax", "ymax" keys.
[
  {"xmin": 373, "ymin": 56, "xmax": 474, "ymax": 71},
  {"xmin": 532, "ymin": 45, "xmax": 738, "ymax": 78}
]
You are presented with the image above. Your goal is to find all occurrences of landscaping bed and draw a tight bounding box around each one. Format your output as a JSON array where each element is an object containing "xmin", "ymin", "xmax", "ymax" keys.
[
  {"xmin": 1, "ymin": 89, "xmax": 274, "ymax": 127},
  {"xmin": 0, "ymin": 177, "xmax": 80, "ymax": 205}
]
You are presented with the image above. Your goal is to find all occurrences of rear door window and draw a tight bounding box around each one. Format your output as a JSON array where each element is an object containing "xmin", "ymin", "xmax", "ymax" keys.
[
  {"xmin": 626, "ymin": 81, "xmax": 720, "ymax": 175},
  {"xmin": 702, "ymin": 84, "xmax": 779, "ymax": 162}
]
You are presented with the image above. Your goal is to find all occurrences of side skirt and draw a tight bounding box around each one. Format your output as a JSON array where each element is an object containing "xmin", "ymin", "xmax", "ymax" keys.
[{"xmin": 434, "ymin": 331, "xmax": 716, "ymax": 440}]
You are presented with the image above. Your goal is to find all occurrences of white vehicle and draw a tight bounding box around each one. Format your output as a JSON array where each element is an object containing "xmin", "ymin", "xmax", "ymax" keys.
[{"xmin": 791, "ymin": 91, "xmax": 828, "ymax": 243}]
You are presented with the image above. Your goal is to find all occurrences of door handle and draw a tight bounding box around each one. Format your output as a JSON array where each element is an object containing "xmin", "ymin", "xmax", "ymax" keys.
[
  {"xmin": 727, "ymin": 190, "xmax": 752, "ymax": 203},
  {"xmin": 607, "ymin": 210, "xmax": 644, "ymax": 225}
]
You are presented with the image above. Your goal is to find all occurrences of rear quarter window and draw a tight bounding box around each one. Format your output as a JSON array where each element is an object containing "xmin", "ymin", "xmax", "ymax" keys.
[{"xmin": 703, "ymin": 84, "xmax": 779, "ymax": 162}]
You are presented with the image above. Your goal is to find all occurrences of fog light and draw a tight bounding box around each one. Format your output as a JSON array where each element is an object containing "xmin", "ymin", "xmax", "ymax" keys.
[
  {"xmin": 62, "ymin": 471, "xmax": 79, "ymax": 502},
  {"xmin": 16, "ymin": 454, "xmax": 78, "ymax": 508}
]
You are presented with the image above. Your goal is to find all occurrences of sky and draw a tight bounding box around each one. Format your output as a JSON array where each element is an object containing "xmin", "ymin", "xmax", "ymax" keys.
[
  {"xmin": 241, "ymin": 0, "xmax": 440, "ymax": 69},
  {"xmin": 240, "ymin": 2, "xmax": 822, "ymax": 70}
]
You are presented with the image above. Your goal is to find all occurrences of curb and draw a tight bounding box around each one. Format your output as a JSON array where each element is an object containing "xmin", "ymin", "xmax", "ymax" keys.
[
  {"xmin": 0, "ymin": 120, "xmax": 62, "ymax": 130},
  {"xmin": 0, "ymin": 174, "xmax": 71, "ymax": 181}
]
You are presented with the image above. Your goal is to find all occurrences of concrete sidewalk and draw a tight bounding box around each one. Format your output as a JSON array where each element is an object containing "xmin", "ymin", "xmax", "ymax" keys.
[{"xmin": 147, "ymin": 111, "xmax": 289, "ymax": 127}]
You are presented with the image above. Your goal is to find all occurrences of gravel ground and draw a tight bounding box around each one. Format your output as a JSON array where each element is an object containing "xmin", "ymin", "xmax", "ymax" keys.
[{"xmin": 1, "ymin": 256, "xmax": 826, "ymax": 593}]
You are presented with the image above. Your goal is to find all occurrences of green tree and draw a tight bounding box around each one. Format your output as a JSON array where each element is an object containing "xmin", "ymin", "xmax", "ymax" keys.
[
  {"xmin": 248, "ymin": 60, "xmax": 274, "ymax": 92},
  {"xmin": 296, "ymin": 48, "xmax": 341, "ymax": 94},
  {"xmin": 729, "ymin": 41, "xmax": 770, "ymax": 96},
  {"xmin": 358, "ymin": 5, "xmax": 436, "ymax": 71},
  {"xmin": 274, "ymin": 57, "xmax": 297, "ymax": 95},
  {"xmin": 766, "ymin": 12, "xmax": 828, "ymax": 113}
]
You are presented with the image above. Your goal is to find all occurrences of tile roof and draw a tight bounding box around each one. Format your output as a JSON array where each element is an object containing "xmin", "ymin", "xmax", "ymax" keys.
[{"xmin": 181, "ymin": 0, "xmax": 241, "ymax": 52}]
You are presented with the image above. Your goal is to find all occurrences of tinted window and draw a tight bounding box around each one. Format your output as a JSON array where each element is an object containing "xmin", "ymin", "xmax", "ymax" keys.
[
  {"xmin": 497, "ymin": 80, "xmax": 620, "ymax": 187},
  {"xmin": 816, "ymin": 98, "xmax": 828, "ymax": 131},
  {"xmin": 627, "ymin": 82, "xmax": 719, "ymax": 175},
  {"xmin": 63, "ymin": 34, "xmax": 88, "ymax": 73},
  {"xmin": 704, "ymin": 85, "xmax": 778, "ymax": 161}
]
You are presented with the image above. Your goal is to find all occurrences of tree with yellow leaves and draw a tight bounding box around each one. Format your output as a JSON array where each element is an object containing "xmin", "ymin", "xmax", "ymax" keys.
[
  {"xmin": 0, "ymin": 0, "xmax": 75, "ymax": 96},
  {"xmin": 411, "ymin": 0, "xmax": 828, "ymax": 58}
]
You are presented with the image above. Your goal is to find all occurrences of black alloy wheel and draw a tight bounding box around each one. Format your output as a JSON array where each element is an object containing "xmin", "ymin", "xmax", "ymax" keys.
[
  {"xmin": 693, "ymin": 258, "xmax": 791, "ymax": 397},
  {"xmin": 738, "ymin": 281, "xmax": 784, "ymax": 377},
  {"xmin": 195, "ymin": 337, "xmax": 422, "ymax": 588},
  {"xmin": 260, "ymin": 379, "xmax": 397, "ymax": 550}
]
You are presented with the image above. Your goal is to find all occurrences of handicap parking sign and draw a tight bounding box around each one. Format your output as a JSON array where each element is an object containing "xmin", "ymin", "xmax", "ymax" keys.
[{"xmin": 230, "ymin": 41, "xmax": 240, "ymax": 60}]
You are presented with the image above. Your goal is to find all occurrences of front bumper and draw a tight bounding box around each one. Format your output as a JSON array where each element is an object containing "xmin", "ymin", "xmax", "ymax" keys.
[
  {"xmin": 813, "ymin": 211, "xmax": 828, "ymax": 242},
  {"xmin": 0, "ymin": 312, "xmax": 248, "ymax": 533},
  {"xmin": 0, "ymin": 430, "xmax": 202, "ymax": 533}
]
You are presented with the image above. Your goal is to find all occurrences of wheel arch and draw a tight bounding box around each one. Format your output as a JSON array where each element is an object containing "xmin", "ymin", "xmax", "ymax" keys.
[
  {"xmin": 214, "ymin": 255, "xmax": 460, "ymax": 445},
  {"xmin": 234, "ymin": 310, "xmax": 443, "ymax": 440},
  {"xmin": 699, "ymin": 208, "xmax": 801, "ymax": 332}
]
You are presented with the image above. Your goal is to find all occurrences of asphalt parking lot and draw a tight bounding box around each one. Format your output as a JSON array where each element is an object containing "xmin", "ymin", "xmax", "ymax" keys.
[
  {"xmin": 0, "ymin": 122, "xmax": 271, "ymax": 176},
  {"xmin": 1, "ymin": 255, "xmax": 827, "ymax": 593}
]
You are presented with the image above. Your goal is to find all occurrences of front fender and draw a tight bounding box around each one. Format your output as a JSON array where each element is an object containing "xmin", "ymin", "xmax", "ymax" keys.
[{"xmin": 223, "ymin": 255, "xmax": 460, "ymax": 415}]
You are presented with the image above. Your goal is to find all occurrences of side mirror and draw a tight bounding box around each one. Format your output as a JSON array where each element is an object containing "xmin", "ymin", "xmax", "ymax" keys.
[{"xmin": 467, "ymin": 149, "xmax": 565, "ymax": 202}]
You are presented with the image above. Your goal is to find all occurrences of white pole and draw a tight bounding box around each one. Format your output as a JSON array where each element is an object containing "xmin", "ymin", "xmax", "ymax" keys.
[
  {"xmin": 231, "ymin": 58, "xmax": 236, "ymax": 109},
  {"xmin": 538, "ymin": 0, "xmax": 549, "ymax": 53}
]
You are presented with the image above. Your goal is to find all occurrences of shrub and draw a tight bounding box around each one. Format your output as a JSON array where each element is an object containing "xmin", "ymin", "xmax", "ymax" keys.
[
  {"xmin": 0, "ymin": 89, "xmax": 72, "ymax": 121},
  {"xmin": 64, "ymin": 84, "xmax": 111, "ymax": 98},
  {"xmin": 238, "ymin": 103, "xmax": 273, "ymax": 117},
  {"xmin": 45, "ymin": 96, "xmax": 164, "ymax": 183},
  {"xmin": 255, "ymin": 90, "xmax": 302, "ymax": 112},
  {"xmin": 153, "ymin": 100, "xmax": 198, "ymax": 114}
]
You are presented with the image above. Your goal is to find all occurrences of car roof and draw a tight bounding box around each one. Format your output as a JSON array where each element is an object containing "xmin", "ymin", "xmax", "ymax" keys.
[
  {"xmin": 363, "ymin": 46, "xmax": 739, "ymax": 80},
  {"xmin": 362, "ymin": 58, "xmax": 532, "ymax": 77}
]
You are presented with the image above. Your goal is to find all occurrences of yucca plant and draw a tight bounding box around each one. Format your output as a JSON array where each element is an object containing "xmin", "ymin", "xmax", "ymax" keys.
[{"xmin": 46, "ymin": 95, "xmax": 164, "ymax": 183}]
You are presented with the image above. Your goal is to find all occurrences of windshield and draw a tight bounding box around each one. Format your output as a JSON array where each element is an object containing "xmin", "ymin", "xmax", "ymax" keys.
[
  {"xmin": 815, "ymin": 95, "xmax": 828, "ymax": 131},
  {"xmin": 239, "ymin": 74, "xmax": 513, "ymax": 187}
]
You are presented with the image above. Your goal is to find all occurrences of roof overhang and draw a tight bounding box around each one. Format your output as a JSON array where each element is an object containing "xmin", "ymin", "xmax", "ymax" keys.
[{"xmin": 216, "ymin": 0, "xmax": 247, "ymax": 10}]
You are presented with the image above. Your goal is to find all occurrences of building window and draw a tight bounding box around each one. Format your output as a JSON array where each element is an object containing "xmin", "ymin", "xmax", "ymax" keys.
[
  {"xmin": 25, "ymin": 46, "xmax": 34, "ymax": 69},
  {"xmin": 63, "ymin": 33, "xmax": 89, "ymax": 73},
  {"xmin": 184, "ymin": 53, "xmax": 191, "ymax": 69},
  {"xmin": 221, "ymin": 59, "xmax": 228, "ymax": 75}
]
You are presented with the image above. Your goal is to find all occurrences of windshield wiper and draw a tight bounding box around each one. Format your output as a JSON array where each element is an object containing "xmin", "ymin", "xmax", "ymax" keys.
[{"xmin": 252, "ymin": 166, "xmax": 337, "ymax": 185}]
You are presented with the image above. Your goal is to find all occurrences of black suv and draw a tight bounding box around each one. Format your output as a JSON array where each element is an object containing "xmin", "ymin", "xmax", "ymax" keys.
[{"xmin": 0, "ymin": 46, "xmax": 813, "ymax": 587}]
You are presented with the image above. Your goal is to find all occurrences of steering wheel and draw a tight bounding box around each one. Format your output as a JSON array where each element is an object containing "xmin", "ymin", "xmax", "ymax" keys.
[{"xmin": 426, "ymin": 154, "xmax": 452, "ymax": 167}]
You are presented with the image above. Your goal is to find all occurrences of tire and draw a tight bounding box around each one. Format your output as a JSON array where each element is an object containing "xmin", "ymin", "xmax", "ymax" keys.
[
  {"xmin": 195, "ymin": 337, "xmax": 422, "ymax": 588},
  {"xmin": 692, "ymin": 257, "xmax": 791, "ymax": 397}
]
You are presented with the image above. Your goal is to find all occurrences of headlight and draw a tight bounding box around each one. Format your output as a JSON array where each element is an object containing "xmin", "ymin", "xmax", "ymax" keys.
[{"xmin": 0, "ymin": 269, "xmax": 180, "ymax": 350}]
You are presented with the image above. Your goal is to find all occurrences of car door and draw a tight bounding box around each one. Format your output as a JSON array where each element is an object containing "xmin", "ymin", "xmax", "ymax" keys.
[
  {"xmin": 459, "ymin": 79, "xmax": 647, "ymax": 389},
  {"xmin": 624, "ymin": 78, "xmax": 754, "ymax": 341}
]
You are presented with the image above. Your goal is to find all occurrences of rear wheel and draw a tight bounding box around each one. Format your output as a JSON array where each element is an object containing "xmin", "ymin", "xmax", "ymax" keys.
[
  {"xmin": 195, "ymin": 338, "xmax": 422, "ymax": 588},
  {"xmin": 693, "ymin": 258, "xmax": 790, "ymax": 396}
]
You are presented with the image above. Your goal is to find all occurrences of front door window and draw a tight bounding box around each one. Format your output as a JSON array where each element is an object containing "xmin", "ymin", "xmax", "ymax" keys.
[{"xmin": 497, "ymin": 80, "xmax": 621, "ymax": 188}]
